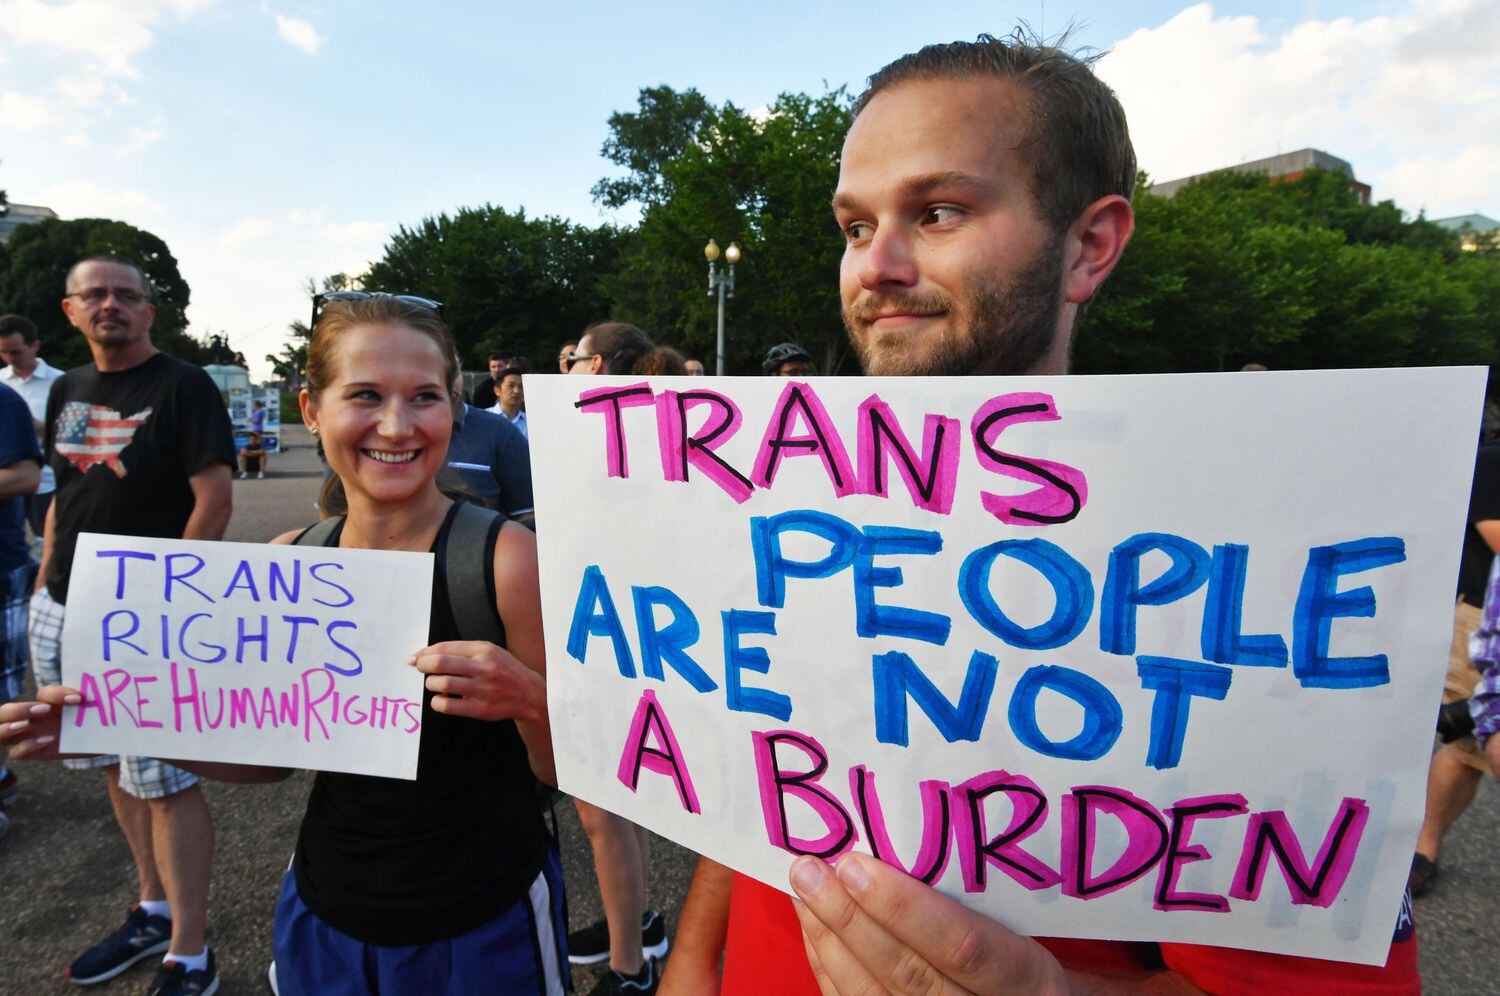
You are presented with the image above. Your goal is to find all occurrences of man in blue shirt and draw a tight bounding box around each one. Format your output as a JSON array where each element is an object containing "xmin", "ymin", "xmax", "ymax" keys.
[
  {"xmin": 442, "ymin": 399, "xmax": 534, "ymax": 523},
  {"xmin": 0, "ymin": 379, "xmax": 43, "ymax": 837}
]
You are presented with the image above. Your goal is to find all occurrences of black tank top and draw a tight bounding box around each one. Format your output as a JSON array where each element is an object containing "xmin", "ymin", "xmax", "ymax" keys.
[{"xmin": 292, "ymin": 503, "xmax": 550, "ymax": 945}]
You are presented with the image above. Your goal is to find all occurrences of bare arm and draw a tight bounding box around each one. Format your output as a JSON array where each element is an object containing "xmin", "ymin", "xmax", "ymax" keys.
[
  {"xmin": 182, "ymin": 463, "xmax": 232, "ymax": 540},
  {"xmin": 409, "ymin": 521, "xmax": 554, "ymax": 785},
  {"xmin": 1476, "ymin": 519, "xmax": 1500, "ymax": 555},
  {"xmin": 34, "ymin": 497, "xmax": 54, "ymax": 593},
  {"xmin": 491, "ymin": 521, "xmax": 553, "ymax": 784},
  {"xmin": 0, "ymin": 459, "xmax": 39, "ymax": 500},
  {"xmin": 660, "ymin": 856, "xmax": 733, "ymax": 996}
]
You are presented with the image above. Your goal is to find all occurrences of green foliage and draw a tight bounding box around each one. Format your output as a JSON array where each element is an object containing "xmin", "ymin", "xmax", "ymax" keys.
[
  {"xmin": 1077, "ymin": 169, "xmax": 1496, "ymax": 373},
  {"xmin": 598, "ymin": 86, "xmax": 853, "ymax": 374},
  {"xmin": 360, "ymin": 205, "xmax": 621, "ymax": 370},
  {"xmin": 0, "ymin": 217, "xmax": 205, "ymax": 368}
]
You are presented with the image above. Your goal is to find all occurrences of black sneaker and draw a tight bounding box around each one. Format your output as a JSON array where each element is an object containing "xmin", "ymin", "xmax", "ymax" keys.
[
  {"xmin": 585, "ymin": 958, "xmax": 658, "ymax": 996},
  {"xmin": 641, "ymin": 908, "xmax": 668, "ymax": 960},
  {"xmin": 1408, "ymin": 853, "xmax": 1439, "ymax": 898},
  {"xmin": 66, "ymin": 906, "xmax": 172, "ymax": 985},
  {"xmin": 147, "ymin": 950, "xmax": 219, "ymax": 996},
  {"xmin": 569, "ymin": 909, "xmax": 669, "ymax": 966}
]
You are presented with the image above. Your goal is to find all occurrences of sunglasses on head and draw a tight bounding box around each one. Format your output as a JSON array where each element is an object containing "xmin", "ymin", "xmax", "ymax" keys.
[{"xmin": 310, "ymin": 291, "xmax": 444, "ymax": 328}]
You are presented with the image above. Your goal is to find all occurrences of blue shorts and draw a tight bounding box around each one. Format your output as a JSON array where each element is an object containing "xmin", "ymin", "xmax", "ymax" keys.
[{"xmin": 272, "ymin": 848, "xmax": 570, "ymax": 995}]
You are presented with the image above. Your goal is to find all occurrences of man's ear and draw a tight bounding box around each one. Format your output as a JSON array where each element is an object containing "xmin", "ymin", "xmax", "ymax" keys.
[{"xmin": 1062, "ymin": 194, "xmax": 1134, "ymax": 306}]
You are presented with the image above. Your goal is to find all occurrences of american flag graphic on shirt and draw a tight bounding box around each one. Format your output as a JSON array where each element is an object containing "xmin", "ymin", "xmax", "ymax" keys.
[{"xmin": 55, "ymin": 401, "xmax": 152, "ymax": 478}]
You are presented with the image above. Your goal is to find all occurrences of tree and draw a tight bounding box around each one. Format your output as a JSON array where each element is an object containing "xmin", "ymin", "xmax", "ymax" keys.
[
  {"xmin": 0, "ymin": 217, "xmax": 205, "ymax": 367},
  {"xmin": 593, "ymin": 85, "xmax": 714, "ymax": 210},
  {"xmin": 1077, "ymin": 169, "xmax": 1499, "ymax": 374},
  {"xmin": 598, "ymin": 86, "xmax": 854, "ymax": 374},
  {"xmin": 361, "ymin": 205, "xmax": 622, "ymax": 370}
]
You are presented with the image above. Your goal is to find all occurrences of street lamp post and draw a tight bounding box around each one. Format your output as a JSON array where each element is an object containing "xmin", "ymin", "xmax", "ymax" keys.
[{"xmin": 704, "ymin": 238, "xmax": 742, "ymax": 375}]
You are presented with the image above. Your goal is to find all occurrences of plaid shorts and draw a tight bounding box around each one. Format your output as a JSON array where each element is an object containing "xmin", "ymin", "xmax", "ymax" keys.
[
  {"xmin": 0, "ymin": 560, "xmax": 36, "ymax": 704},
  {"xmin": 29, "ymin": 586, "xmax": 199, "ymax": 800}
]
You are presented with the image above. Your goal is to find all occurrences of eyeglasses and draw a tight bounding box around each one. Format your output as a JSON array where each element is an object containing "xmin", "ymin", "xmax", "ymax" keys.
[
  {"xmin": 310, "ymin": 291, "xmax": 444, "ymax": 328},
  {"xmin": 66, "ymin": 287, "xmax": 150, "ymax": 308},
  {"xmin": 567, "ymin": 351, "xmax": 599, "ymax": 368}
]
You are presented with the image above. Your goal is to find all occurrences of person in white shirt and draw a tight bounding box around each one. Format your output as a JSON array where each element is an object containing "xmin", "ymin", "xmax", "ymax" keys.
[
  {"xmin": 0, "ymin": 315, "xmax": 63, "ymax": 542},
  {"xmin": 492, "ymin": 367, "xmax": 527, "ymax": 440}
]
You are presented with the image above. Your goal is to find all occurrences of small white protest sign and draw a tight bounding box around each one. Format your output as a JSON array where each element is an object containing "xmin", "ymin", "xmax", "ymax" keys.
[
  {"xmin": 530, "ymin": 367, "xmax": 1483, "ymax": 966},
  {"xmin": 60, "ymin": 534, "xmax": 433, "ymax": 779}
]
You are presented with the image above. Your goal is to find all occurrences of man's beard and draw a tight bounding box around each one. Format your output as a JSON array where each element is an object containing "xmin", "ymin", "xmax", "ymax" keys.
[{"xmin": 843, "ymin": 238, "xmax": 1065, "ymax": 377}]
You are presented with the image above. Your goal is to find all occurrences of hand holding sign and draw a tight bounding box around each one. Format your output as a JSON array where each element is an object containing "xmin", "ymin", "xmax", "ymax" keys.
[
  {"xmin": 411, "ymin": 640, "xmax": 546, "ymax": 722},
  {"xmin": 790, "ymin": 852, "xmax": 1070, "ymax": 996},
  {"xmin": 0, "ymin": 685, "xmax": 80, "ymax": 761}
]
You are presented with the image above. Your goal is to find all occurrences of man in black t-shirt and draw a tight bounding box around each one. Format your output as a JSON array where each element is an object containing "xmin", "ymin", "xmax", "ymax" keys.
[
  {"xmin": 29, "ymin": 254, "xmax": 234, "ymax": 994},
  {"xmin": 1410, "ymin": 440, "xmax": 1500, "ymax": 897},
  {"xmin": 468, "ymin": 348, "xmax": 516, "ymax": 410}
]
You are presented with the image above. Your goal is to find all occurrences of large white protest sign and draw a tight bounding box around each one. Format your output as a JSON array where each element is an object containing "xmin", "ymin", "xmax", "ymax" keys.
[
  {"xmin": 60, "ymin": 534, "xmax": 433, "ymax": 779},
  {"xmin": 531, "ymin": 367, "xmax": 1483, "ymax": 965}
]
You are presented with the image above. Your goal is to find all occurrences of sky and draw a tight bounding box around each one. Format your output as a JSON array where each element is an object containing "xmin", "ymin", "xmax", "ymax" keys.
[{"xmin": 2, "ymin": 0, "xmax": 1496, "ymax": 379}]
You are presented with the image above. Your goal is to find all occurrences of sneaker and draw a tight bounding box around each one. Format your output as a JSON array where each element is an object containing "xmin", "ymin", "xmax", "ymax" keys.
[
  {"xmin": 267, "ymin": 960, "xmax": 279, "ymax": 995},
  {"xmin": 641, "ymin": 908, "xmax": 668, "ymax": 960},
  {"xmin": 569, "ymin": 909, "xmax": 669, "ymax": 966},
  {"xmin": 256, "ymin": 472, "xmax": 264, "ymax": 480},
  {"xmin": 147, "ymin": 951, "xmax": 219, "ymax": 996},
  {"xmin": 1409, "ymin": 853, "xmax": 1438, "ymax": 898},
  {"xmin": 0, "ymin": 767, "xmax": 17, "ymax": 806},
  {"xmin": 585, "ymin": 958, "xmax": 658, "ymax": 995},
  {"xmin": 66, "ymin": 906, "xmax": 172, "ymax": 984},
  {"xmin": 238, "ymin": 472, "xmax": 247, "ymax": 479}
]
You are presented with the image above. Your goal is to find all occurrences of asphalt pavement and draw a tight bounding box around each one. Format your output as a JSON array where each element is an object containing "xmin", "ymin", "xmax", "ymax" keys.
[{"xmin": 0, "ymin": 425, "xmax": 1493, "ymax": 993}]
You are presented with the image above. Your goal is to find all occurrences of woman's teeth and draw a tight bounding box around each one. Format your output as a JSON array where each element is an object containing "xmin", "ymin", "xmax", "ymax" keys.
[{"xmin": 363, "ymin": 449, "xmax": 419, "ymax": 464}]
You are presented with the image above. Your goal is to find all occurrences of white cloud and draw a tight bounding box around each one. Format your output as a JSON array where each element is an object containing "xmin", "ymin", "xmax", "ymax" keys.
[
  {"xmin": 119, "ymin": 120, "xmax": 165, "ymax": 156},
  {"xmin": 35, "ymin": 180, "xmax": 164, "ymax": 222},
  {"xmin": 219, "ymin": 217, "xmax": 274, "ymax": 249},
  {"xmin": 275, "ymin": 14, "xmax": 324, "ymax": 55},
  {"xmin": 54, "ymin": 73, "xmax": 109, "ymax": 104},
  {"xmin": 0, "ymin": 0, "xmax": 211, "ymax": 77},
  {"xmin": 1384, "ymin": 145, "xmax": 1500, "ymax": 218},
  {"xmin": 1096, "ymin": 0, "xmax": 1500, "ymax": 219},
  {"xmin": 177, "ymin": 208, "xmax": 391, "ymax": 378},
  {"xmin": 0, "ymin": 91, "xmax": 51, "ymax": 129}
]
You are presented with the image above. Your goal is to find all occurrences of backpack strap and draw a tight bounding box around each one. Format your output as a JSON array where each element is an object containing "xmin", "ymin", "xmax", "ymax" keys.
[
  {"xmin": 440, "ymin": 500, "xmax": 506, "ymax": 647},
  {"xmin": 292, "ymin": 516, "xmax": 343, "ymax": 547}
]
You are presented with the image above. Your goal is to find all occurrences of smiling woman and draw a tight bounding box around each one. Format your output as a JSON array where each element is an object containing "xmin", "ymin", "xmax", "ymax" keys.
[
  {"xmin": 301, "ymin": 297, "xmax": 459, "ymax": 514},
  {"xmin": 1, "ymin": 294, "xmax": 569, "ymax": 994}
]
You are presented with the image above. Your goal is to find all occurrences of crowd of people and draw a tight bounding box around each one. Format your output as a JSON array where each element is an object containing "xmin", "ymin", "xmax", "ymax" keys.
[{"xmin": 0, "ymin": 30, "xmax": 1478, "ymax": 996}]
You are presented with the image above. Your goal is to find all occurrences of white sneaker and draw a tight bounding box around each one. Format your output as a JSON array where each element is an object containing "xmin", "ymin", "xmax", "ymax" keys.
[
  {"xmin": 257, "ymin": 472, "xmax": 264, "ymax": 479},
  {"xmin": 238, "ymin": 472, "xmax": 247, "ymax": 479},
  {"xmin": 268, "ymin": 960, "xmax": 279, "ymax": 995}
]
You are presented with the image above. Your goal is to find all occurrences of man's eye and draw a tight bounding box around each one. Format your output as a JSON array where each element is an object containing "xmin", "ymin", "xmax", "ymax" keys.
[
  {"xmin": 843, "ymin": 221, "xmax": 873, "ymax": 241},
  {"xmin": 923, "ymin": 206, "xmax": 963, "ymax": 224}
]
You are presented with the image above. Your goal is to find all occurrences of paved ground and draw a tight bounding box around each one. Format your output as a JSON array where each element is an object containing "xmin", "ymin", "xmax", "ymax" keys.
[{"xmin": 0, "ymin": 425, "xmax": 1494, "ymax": 993}]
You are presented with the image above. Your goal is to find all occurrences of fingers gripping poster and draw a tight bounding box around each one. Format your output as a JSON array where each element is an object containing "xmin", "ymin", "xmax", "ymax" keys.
[
  {"xmin": 60, "ymin": 535, "xmax": 433, "ymax": 779},
  {"xmin": 529, "ymin": 368, "xmax": 1484, "ymax": 964}
]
